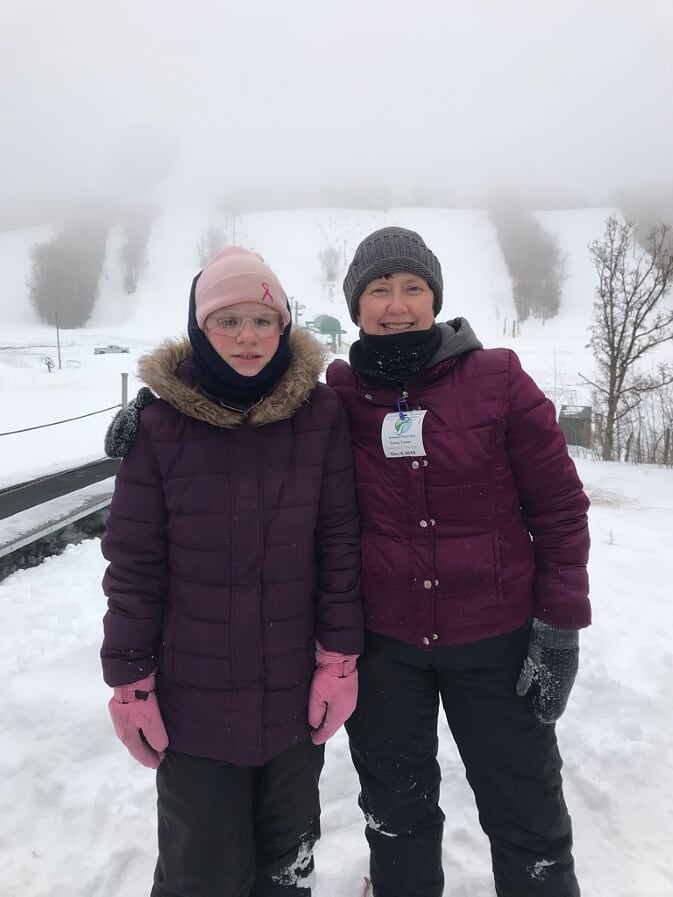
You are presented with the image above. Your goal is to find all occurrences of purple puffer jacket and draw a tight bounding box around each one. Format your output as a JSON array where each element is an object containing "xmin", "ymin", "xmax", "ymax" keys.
[
  {"xmin": 101, "ymin": 329, "xmax": 362, "ymax": 766},
  {"xmin": 326, "ymin": 320, "xmax": 590, "ymax": 649}
]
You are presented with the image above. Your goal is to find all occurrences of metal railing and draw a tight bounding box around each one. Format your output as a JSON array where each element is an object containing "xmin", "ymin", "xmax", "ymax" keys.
[
  {"xmin": 0, "ymin": 374, "xmax": 129, "ymax": 568},
  {"xmin": 0, "ymin": 458, "xmax": 120, "ymax": 560}
]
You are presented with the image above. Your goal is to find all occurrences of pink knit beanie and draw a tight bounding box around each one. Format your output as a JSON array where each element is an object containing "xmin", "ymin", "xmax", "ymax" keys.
[{"xmin": 194, "ymin": 246, "xmax": 291, "ymax": 329}]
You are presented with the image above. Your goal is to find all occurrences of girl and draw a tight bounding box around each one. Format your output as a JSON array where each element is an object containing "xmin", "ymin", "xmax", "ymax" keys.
[{"xmin": 101, "ymin": 246, "xmax": 363, "ymax": 897}]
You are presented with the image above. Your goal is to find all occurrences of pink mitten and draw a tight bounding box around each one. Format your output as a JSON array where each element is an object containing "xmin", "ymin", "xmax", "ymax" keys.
[
  {"xmin": 308, "ymin": 642, "xmax": 359, "ymax": 745},
  {"xmin": 108, "ymin": 671, "xmax": 169, "ymax": 769}
]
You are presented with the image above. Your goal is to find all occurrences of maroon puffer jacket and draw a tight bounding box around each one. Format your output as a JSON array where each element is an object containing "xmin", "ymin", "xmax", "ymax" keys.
[
  {"xmin": 101, "ymin": 329, "xmax": 362, "ymax": 765},
  {"xmin": 326, "ymin": 326, "xmax": 590, "ymax": 649}
]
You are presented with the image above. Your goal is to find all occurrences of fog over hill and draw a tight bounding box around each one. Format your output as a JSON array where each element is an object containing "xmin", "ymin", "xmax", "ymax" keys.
[{"xmin": 2, "ymin": 204, "xmax": 609, "ymax": 353}]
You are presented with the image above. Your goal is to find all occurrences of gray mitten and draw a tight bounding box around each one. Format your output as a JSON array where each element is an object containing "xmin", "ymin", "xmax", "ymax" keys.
[
  {"xmin": 104, "ymin": 387, "xmax": 155, "ymax": 458},
  {"xmin": 516, "ymin": 618, "xmax": 579, "ymax": 724}
]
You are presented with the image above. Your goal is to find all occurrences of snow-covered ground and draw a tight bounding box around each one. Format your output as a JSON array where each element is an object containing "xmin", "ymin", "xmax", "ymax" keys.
[
  {"xmin": 1, "ymin": 206, "xmax": 672, "ymax": 896},
  {"xmin": 2, "ymin": 458, "xmax": 671, "ymax": 897}
]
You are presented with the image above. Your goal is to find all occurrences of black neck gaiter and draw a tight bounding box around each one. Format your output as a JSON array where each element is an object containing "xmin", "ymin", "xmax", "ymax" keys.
[
  {"xmin": 187, "ymin": 273, "xmax": 292, "ymax": 408},
  {"xmin": 349, "ymin": 325, "xmax": 442, "ymax": 391}
]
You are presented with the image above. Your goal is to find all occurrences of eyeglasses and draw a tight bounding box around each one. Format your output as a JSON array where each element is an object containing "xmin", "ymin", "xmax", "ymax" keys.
[{"xmin": 204, "ymin": 313, "xmax": 284, "ymax": 338}]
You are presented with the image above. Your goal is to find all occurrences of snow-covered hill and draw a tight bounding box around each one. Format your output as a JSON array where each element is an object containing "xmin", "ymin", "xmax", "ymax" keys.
[{"xmin": 0, "ymin": 205, "xmax": 613, "ymax": 485}]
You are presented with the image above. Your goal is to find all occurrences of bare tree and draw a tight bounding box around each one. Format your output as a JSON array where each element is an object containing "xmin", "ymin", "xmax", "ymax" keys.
[
  {"xmin": 614, "ymin": 379, "xmax": 673, "ymax": 466},
  {"xmin": 583, "ymin": 216, "xmax": 673, "ymax": 461}
]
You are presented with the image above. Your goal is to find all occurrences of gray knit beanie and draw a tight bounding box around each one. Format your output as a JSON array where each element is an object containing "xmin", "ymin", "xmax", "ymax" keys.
[{"xmin": 343, "ymin": 226, "xmax": 443, "ymax": 324}]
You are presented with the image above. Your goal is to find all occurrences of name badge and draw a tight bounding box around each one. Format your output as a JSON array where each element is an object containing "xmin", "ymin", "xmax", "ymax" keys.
[{"xmin": 381, "ymin": 410, "xmax": 428, "ymax": 458}]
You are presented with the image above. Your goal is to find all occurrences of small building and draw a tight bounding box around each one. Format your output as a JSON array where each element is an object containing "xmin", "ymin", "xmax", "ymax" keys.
[
  {"xmin": 305, "ymin": 315, "xmax": 346, "ymax": 352},
  {"xmin": 558, "ymin": 405, "xmax": 592, "ymax": 448}
]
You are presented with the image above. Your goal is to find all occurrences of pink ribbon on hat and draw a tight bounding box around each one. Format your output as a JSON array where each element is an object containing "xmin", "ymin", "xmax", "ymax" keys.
[{"xmin": 261, "ymin": 282, "xmax": 274, "ymax": 302}]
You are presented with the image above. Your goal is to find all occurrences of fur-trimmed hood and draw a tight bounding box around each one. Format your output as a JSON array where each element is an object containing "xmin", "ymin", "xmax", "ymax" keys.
[{"xmin": 137, "ymin": 327, "xmax": 326, "ymax": 428}]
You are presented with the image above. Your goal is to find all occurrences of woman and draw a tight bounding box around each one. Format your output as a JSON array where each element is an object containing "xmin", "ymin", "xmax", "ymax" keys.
[
  {"xmin": 101, "ymin": 246, "xmax": 363, "ymax": 897},
  {"xmin": 325, "ymin": 226, "xmax": 590, "ymax": 897}
]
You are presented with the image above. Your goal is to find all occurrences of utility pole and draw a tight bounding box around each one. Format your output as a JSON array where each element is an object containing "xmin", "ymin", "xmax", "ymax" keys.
[
  {"xmin": 54, "ymin": 311, "xmax": 62, "ymax": 370},
  {"xmin": 291, "ymin": 298, "xmax": 305, "ymax": 326}
]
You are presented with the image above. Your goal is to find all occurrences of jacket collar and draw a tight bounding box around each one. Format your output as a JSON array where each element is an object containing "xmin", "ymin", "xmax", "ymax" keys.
[
  {"xmin": 137, "ymin": 328, "xmax": 325, "ymax": 428},
  {"xmin": 328, "ymin": 317, "xmax": 482, "ymax": 405}
]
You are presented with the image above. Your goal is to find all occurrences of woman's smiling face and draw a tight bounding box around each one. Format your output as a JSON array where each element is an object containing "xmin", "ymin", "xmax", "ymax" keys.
[{"xmin": 357, "ymin": 272, "xmax": 435, "ymax": 335}]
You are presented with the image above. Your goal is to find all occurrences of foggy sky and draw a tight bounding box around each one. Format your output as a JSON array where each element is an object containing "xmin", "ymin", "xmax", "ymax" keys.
[{"xmin": 2, "ymin": 0, "xmax": 673, "ymax": 222}]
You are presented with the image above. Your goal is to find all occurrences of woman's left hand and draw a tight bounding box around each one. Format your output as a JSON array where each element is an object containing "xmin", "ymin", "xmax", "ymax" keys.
[{"xmin": 516, "ymin": 619, "xmax": 579, "ymax": 724}]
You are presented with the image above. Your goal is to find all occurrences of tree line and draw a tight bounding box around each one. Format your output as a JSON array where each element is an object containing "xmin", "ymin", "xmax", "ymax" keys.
[
  {"xmin": 28, "ymin": 203, "xmax": 156, "ymax": 327},
  {"xmin": 489, "ymin": 197, "xmax": 567, "ymax": 324},
  {"xmin": 27, "ymin": 210, "xmax": 238, "ymax": 328}
]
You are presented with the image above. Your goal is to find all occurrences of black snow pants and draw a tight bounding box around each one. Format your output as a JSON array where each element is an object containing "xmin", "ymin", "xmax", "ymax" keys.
[
  {"xmin": 150, "ymin": 737, "xmax": 325, "ymax": 897},
  {"xmin": 346, "ymin": 626, "xmax": 580, "ymax": 897}
]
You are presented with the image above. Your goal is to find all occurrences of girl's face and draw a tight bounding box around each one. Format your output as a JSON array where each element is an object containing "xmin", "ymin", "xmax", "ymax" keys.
[{"xmin": 203, "ymin": 301, "xmax": 284, "ymax": 376}]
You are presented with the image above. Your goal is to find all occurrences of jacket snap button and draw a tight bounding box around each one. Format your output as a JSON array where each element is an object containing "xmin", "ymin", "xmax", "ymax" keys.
[
  {"xmin": 422, "ymin": 459, "xmax": 428, "ymax": 467},
  {"xmin": 432, "ymin": 633, "xmax": 439, "ymax": 640},
  {"xmin": 411, "ymin": 460, "xmax": 420, "ymax": 469},
  {"xmin": 419, "ymin": 519, "xmax": 428, "ymax": 528},
  {"xmin": 422, "ymin": 637, "xmax": 430, "ymax": 645},
  {"xmin": 430, "ymin": 518, "xmax": 436, "ymax": 526},
  {"xmin": 434, "ymin": 579, "xmax": 439, "ymax": 586},
  {"xmin": 423, "ymin": 580, "xmax": 432, "ymax": 589}
]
